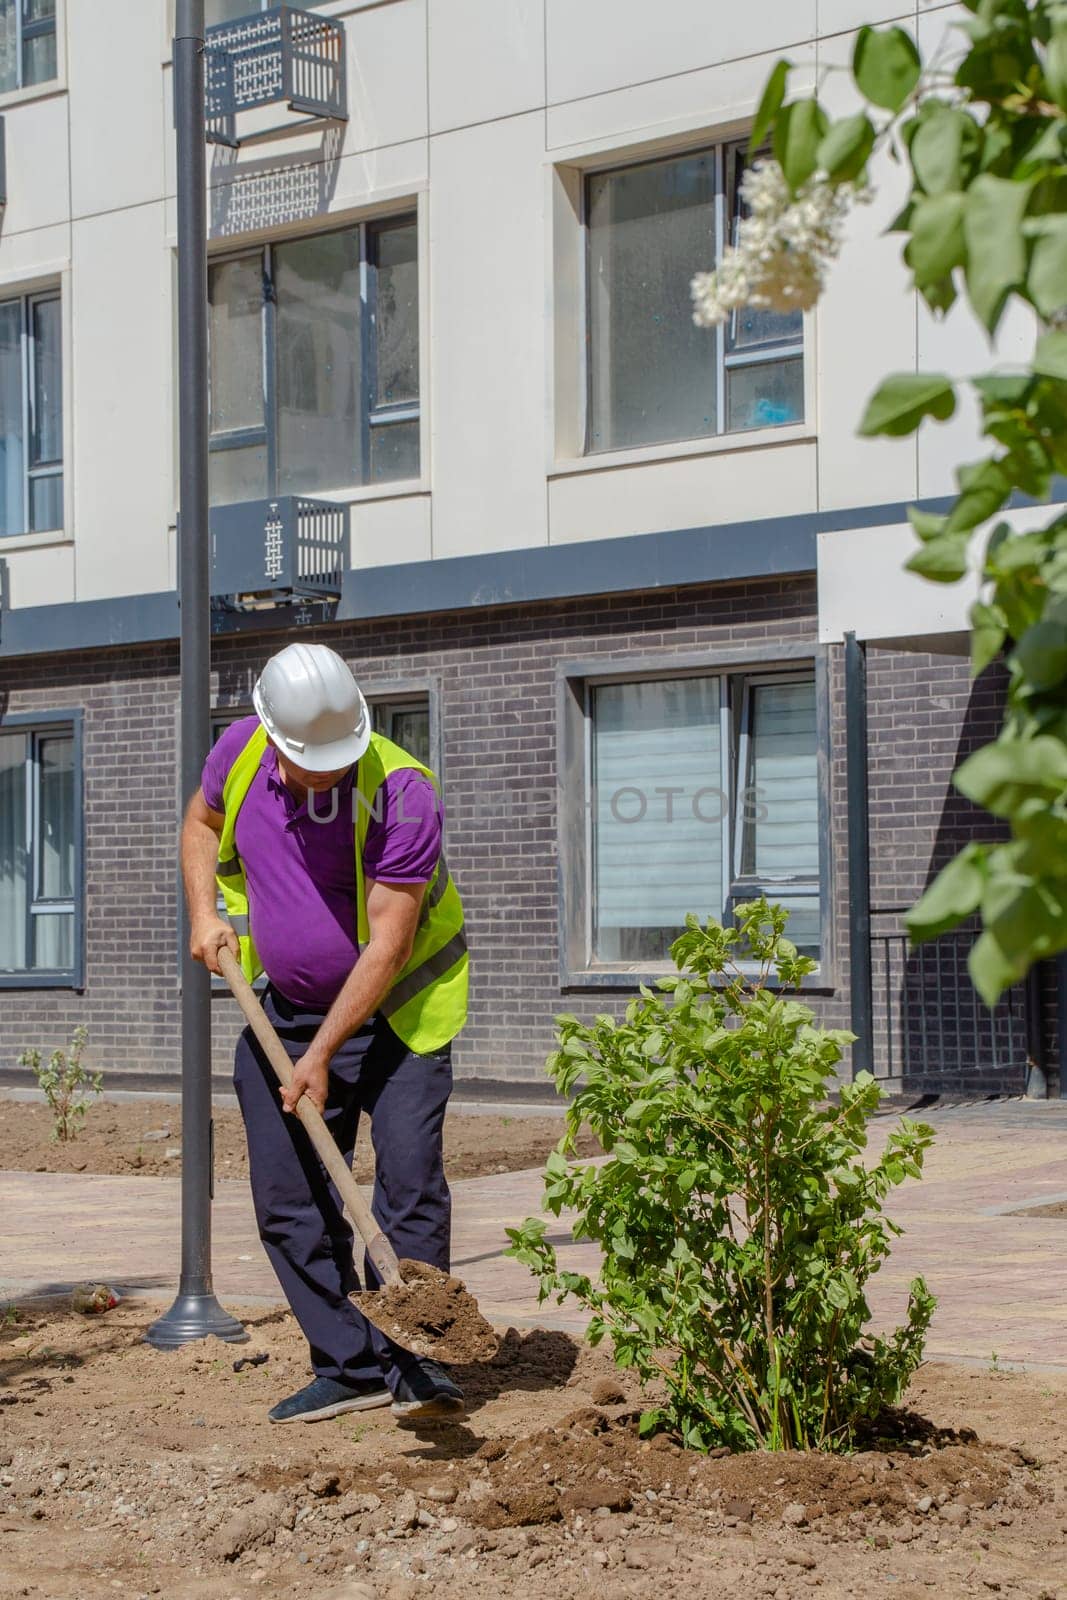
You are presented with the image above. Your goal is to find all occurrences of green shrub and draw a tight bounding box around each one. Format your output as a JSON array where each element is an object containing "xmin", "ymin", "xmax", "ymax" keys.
[
  {"xmin": 19, "ymin": 1025, "xmax": 100, "ymax": 1143},
  {"xmin": 507, "ymin": 901, "xmax": 936, "ymax": 1453}
]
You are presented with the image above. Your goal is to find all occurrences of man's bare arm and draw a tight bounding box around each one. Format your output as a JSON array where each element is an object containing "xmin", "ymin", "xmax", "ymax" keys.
[
  {"xmin": 280, "ymin": 879, "xmax": 424, "ymax": 1115},
  {"xmin": 181, "ymin": 787, "xmax": 239, "ymax": 975}
]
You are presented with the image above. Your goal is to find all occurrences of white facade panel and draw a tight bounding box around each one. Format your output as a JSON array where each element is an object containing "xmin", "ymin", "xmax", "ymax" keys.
[
  {"xmin": 1, "ymin": 96, "xmax": 70, "ymax": 237},
  {"xmin": 68, "ymin": 0, "xmax": 165, "ymax": 219},
  {"xmin": 545, "ymin": 0, "xmax": 817, "ymax": 106},
  {"xmin": 818, "ymin": 0, "xmax": 915, "ymax": 33},
  {"xmin": 342, "ymin": 0, "xmax": 429, "ymax": 155},
  {"xmin": 818, "ymin": 505, "xmax": 1054, "ymax": 645},
  {"xmin": 70, "ymin": 204, "xmax": 172, "ymax": 601},
  {"xmin": 546, "ymin": 44, "xmax": 817, "ymax": 154},
  {"xmin": 429, "ymin": 0, "xmax": 544, "ymax": 134},
  {"xmin": 548, "ymin": 440, "xmax": 818, "ymax": 546},
  {"xmin": 1, "ymin": 541, "xmax": 75, "ymax": 608},
  {"xmin": 814, "ymin": 28, "xmax": 917, "ymax": 513},
  {"xmin": 350, "ymin": 493, "xmax": 432, "ymax": 568},
  {"xmin": 0, "ymin": 224, "xmax": 70, "ymax": 289},
  {"xmin": 818, "ymin": 521, "xmax": 977, "ymax": 645},
  {"xmin": 428, "ymin": 112, "xmax": 548, "ymax": 558}
]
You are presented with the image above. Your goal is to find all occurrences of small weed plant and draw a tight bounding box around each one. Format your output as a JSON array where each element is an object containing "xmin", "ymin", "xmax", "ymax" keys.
[
  {"xmin": 507, "ymin": 901, "xmax": 936, "ymax": 1453},
  {"xmin": 19, "ymin": 1025, "xmax": 100, "ymax": 1143}
]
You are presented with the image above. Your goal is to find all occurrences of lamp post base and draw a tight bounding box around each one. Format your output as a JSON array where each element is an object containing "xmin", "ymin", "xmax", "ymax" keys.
[{"xmin": 146, "ymin": 1290, "xmax": 249, "ymax": 1349}]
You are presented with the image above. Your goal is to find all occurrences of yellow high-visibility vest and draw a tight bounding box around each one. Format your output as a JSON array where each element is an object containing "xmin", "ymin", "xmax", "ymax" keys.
[{"xmin": 216, "ymin": 724, "xmax": 467, "ymax": 1052}]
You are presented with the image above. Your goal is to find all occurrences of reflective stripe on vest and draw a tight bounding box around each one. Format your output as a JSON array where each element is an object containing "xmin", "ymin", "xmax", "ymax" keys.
[{"xmin": 215, "ymin": 725, "xmax": 467, "ymax": 1053}]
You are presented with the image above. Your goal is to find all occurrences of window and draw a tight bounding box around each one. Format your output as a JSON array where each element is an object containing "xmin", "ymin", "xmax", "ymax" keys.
[
  {"xmin": 208, "ymin": 217, "xmax": 419, "ymax": 507},
  {"xmin": 0, "ymin": 290, "xmax": 63, "ymax": 537},
  {"xmin": 579, "ymin": 668, "xmax": 820, "ymax": 967},
  {"xmin": 585, "ymin": 142, "xmax": 804, "ymax": 454},
  {"xmin": 0, "ymin": 0, "xmax": 56, "ymax": 94},
  {"xmin": 0, "ymin": 716, "xmax": 81, "ymax": 984},
  {"xmin": 371, "ymin": 697, "xmax": 431, "ymax": 769}
]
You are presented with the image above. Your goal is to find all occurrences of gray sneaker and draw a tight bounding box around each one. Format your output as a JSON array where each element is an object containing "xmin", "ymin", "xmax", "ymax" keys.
[
  {"xmin": 268, "ymin": 1375, "xmax": 391, "ymax": 1424},
  {"xmin": 391, "ymin": 1359, "xmax": 465, "ymax": 1423}
]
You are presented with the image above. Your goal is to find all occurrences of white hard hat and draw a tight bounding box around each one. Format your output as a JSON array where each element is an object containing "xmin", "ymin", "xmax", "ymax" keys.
[{"xmin": 252, "ymin": 643, "xmax": 371, "ymax": 773}]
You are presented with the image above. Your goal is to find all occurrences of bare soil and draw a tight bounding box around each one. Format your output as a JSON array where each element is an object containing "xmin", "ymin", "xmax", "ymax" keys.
[
  {"xmin": 0, "ymin": 1296, "xmax": 1065, "ymax": 1600},
  {"xmin": 1017, "ymin": 1201, "xmax": 1067, "ymax": 1219},
  {"xmin": 0, "ymin": 1098, "xmax": 596, "ymax": 1183}
]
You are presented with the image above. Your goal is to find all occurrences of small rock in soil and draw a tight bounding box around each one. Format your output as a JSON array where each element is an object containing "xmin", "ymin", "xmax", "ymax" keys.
[
  {"xmin": 589, "ymin": 1377, "xmax": 627, "ymax": 1406},
  {"xmin": 782, "ymin": 1502, "xmax": 808, "ymax": 1527},
  {"xmin": 561, "ymin": 1483, "xmax": 633, "ymax": 1515}
]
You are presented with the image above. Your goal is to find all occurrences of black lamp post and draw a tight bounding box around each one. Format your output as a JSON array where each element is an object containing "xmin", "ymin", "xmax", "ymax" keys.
[{"xmin": 147, "ymin": 0, "xmax": 245, "ymax": 1350}]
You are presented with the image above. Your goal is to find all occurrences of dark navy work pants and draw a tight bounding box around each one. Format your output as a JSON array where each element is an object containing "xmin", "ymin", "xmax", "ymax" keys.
[{"xmin": 233, "ymin": 986, "xmax": 453, "ymax": 1392}]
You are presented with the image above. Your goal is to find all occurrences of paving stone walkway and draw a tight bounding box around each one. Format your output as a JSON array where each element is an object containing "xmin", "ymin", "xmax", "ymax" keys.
[{"xmin": 1, "ymin": 1102, "xmax": 1064, "ymax": 1365}]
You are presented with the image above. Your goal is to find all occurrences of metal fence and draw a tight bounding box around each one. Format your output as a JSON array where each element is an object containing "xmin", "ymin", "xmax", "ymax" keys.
[{"xmin": 869, "ymin": 910, "xmax": 1032, "ymax": 1090}]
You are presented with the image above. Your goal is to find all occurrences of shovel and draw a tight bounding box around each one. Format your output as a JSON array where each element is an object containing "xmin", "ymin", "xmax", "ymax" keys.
[{"xmin": 218, "ymin": 946, "xmax": 497, "ymax": 1366}]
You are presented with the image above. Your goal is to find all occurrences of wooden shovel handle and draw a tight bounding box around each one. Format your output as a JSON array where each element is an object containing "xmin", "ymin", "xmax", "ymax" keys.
[{"xmin": 217, "ymin": 946, "xmax": 403, "ymax": 1288}]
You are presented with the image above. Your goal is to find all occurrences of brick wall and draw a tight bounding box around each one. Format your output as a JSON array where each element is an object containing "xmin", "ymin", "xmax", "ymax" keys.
[{"xmin": 0, "ymin": 580, "xmax": 1047, "ymax": 1094}]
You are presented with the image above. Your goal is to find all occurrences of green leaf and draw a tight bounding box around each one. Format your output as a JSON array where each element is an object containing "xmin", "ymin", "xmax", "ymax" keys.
[
  {"xmin": 905, "ymin": 533, "xmax": 971, "ymax": 581},
  {"xmin": 905, "ymin": 842, "xmax": 988, "ymax": 942},
  {"xmin": 954, "ymin": 737, "xmax": 1067, "ymax": 817},
  {"xmin": 750, "ymin": 58, "xmax": 791, "ymax": 154},
  {"xmin": 1033, "ymin": 328, "xmax": 1067, "ymax": 382},
  {"xmin": 817, "ymin": 112, "xmax": 875, "ymax": 182},
  {"xmin": 910, "ymin": 104, "xmax": 981, "ymax": 195},
  {"xmin": 943, "ymin": 459, "xmax": 1011, "ymax": 535},
  {"xmin": 908, "ymin": 506, "xmax": 947, "ymax": 542},
  {"xmin": 1014, "ymin": 620, "xmax": 1067, "ymax": 691},
  {"xmin": 1046, "ymin": 8, "xmax": 1067, "ymax": 111},
  {"xmin": 1028, "ymin": 217, "xmax": 1067, "ymax": 321},
  {"xmin": 962, "ymin": 175, "xmax": 1032, "ymax": 334},
  {"xmin": 860, "ymin": 373, "xmax": 956, "ymax": 437},
  {"xmin": 774, "ymin": 98, "xmax": 830, "ymax": 191},
  {"xmin": 904, "ymin": 192, "xmax": 966, "ymax": 286},
  {"xmin": 919, "ymin": 275, "xmax": 958, "ymax": 316},
  {"xmin": 970, "ymin": 599, "xmax": 1007, "ymax": 675},
  {"xmin": 853, "ymin": 25, "xmax": 922, "ymax": 111}
]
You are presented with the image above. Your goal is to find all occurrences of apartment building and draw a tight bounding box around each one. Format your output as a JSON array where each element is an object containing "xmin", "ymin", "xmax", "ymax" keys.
[{"xmin": 0, "ymin": 0, "xmax": 1057, "ymax": 1094}]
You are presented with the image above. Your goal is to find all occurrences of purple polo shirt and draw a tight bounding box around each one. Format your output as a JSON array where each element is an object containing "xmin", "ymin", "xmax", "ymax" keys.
[{"xmin": 202, "ymin": 716, "xmax": 443, "ymax": 1008}]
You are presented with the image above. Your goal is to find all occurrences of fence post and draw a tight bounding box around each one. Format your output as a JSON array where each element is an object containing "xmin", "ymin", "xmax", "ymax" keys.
[{"xmin": 844, "ymin": 632, "xmax": 874, "ymax": 1079}]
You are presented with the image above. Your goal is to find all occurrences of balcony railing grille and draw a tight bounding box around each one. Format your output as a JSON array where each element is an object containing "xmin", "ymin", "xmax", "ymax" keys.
[{"xmin": 204, "ymin": 6, "xmax": 347, "ymax": 148}]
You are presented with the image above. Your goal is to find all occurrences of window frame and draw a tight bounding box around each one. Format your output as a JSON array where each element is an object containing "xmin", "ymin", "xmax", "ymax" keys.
[
  {"xmin": 207, "ymin": 213, "xmax": 420, "ymax": 504},
  {"xmin": 0, "ymin": 707, "xmax": 84, "ymax": 989},
  {"xmin": 556, "ymin": 646, "xmax": 832, "ymax": 990},
  {"xmin": 0, "ymin": 0, "xmax": 59, "ymax": 100},
  {"xmin": 366, "ymin": 679, "xmax": 440, "ymax": 784},
  {"xmin": 0, "ymin": 287, "xmax": 63, "ymax": 540},
  {"xmin": 580, "ymin": 140, "xmax": 804, "ymax": 458}
]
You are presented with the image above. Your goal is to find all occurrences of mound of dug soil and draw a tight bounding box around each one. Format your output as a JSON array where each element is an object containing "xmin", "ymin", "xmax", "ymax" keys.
[{"xmin": 0, "ymin": 1297, "xmax": 1062, "ymax": 1600}]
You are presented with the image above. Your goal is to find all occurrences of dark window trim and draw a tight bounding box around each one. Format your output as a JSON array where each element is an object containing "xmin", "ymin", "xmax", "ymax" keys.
[
  {"xmin": 556, "ymin": 644, "xmax": 834, "ymax": 992},
  {"xmin": 0, "ymin": 706, "xmax": 84, "ymax": 990},
  {"xmin": 0, "ymin": 286, "xmax": 63, "ymax": 539},
  {"xmin": 207, "ymin": 212, "xmax": 419, "ymax": 500}
]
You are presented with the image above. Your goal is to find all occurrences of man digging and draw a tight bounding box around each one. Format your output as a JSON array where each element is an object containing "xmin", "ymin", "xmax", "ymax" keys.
[{"xmin": 182, "ymin": 642, "xmax": 469, "ymax": 1426}]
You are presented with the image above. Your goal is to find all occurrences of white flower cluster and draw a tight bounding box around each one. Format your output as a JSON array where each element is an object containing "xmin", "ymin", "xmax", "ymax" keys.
[{"xmin": 691, "ymin": 159, "xmax": 862, "ymax": 328}]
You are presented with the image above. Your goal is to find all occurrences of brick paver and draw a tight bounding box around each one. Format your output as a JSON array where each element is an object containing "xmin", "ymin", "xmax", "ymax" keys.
[{"xmin": 1, "ymin": 1104, "xmax": 1064, "ymax": 1365}]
